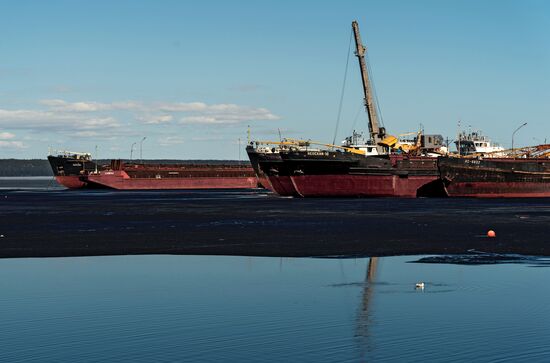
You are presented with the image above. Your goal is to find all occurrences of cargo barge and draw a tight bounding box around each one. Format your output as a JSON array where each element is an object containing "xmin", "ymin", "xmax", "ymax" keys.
[
  {"xmin": 270, "ymin": 151, "xmax": 441, "ymax": 198},
  {"xmin": 48, "ymin": 152, "xmax": 259, "ymax": 190},
  {"xmin": 439, "ymin": 151, "xmax": 550, "ymax": 198},
  {"xmin": 82, "ymin": 160, "xmax": 258, "ymax": 190}
]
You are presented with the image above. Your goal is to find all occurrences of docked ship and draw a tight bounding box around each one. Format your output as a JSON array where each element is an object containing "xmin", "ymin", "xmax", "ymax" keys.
[
  {"xmin": 246, "ymin": 141, "xmax": 285, "ymax": 193},
  {"xmin": 439, "ymin": 144, "xmax": 550, "ymax": 197},
  {"xmin": 48, "ymin": 151, "xmax": 259, "ymax": 190},
  {"xmin": 246, "ymin": 138, "xmax": 314, "ymax": 196},
  {"xmin": 81, "ymin": 160, "xmax": 258, "ymax": 190},
  {"xmin": 257, "ymin": 20, "xmax": 447, "ymax": 198},
  {"xmin": 47, "ymin": 151, "xmax": 103, "ymax": 189}
]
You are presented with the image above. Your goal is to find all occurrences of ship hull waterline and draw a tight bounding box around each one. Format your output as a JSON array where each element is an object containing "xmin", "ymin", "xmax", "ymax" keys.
[
  {"xmin": 54, "ymin": 175, "xmax": 88, "ymax": 189},
  {"xmin": 286, "ymin": 174, "xmax": 440, "ymax": 198}
]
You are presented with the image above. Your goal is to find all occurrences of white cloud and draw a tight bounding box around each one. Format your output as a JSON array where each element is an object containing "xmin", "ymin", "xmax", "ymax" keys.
[
  {"xmin": 0, "ymin": 99, "xmax": 279, "ymax": 141},
  {"xmin": 180, "ymin": 105, "xmax": 280, "ymax": 124},
  {"xmin": 158, "ymin": 136, "xmax": 185, "ymax": 146},
  {"xmin": 0, "ymin": 140, "xmax": 26, "ymax": 148},
  {"xmin": 0, "ymin": 131, "xmax": 15, "ymax": 139},
  {"xmin": 158, "ymin": 102, "xmax": 207, "ymax": 112},
  {"xmin": 138, "ymin": 114, "xmax": 174, "ymax": 124},
  {"xmin": 181, "ymin": 116, "xmax": 218, "ymax": 124},
  {"xmin": 74, "ymin": 131, "xmax": 100, "ymax": 137},
  {"xmin": 40, "ymin": 99, "xmax": 141, "ymax": 112}
]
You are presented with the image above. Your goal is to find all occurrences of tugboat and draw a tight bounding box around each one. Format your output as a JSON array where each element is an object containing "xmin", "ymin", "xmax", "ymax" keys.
[{"xmin": 455, "ymin": 130, "xmax": 505, "ymax": 157}]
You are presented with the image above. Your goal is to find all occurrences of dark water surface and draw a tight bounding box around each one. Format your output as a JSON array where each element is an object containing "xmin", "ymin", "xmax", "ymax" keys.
[
  {"xmin": 1, "ymin": 255, "xmax": 549, "ymax": 362},
  {"xmin": 1, "ymin": 178, "xmax": 549, "ymax": 257},
  {"xmin": 0, "ymin": 176, "xmax": 61, "ymax": 190}
]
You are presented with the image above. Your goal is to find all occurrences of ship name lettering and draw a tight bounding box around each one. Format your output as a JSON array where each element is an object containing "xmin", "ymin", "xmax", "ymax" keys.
[
  {"xmin": 465, "ymin": 159, "xmax": 481, "ymax": 165},
  {"xmin": 308, "ymin": 151, "xmax": 327, "ymax": 156}
]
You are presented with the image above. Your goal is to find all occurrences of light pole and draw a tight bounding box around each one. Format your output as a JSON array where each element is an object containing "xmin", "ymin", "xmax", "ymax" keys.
[
  {"xmin": 238, "ymin": 138, "xmax": 241, "ymax": 165},
  {"xmin": 130, "ymin": 142, "xmax": 137, "ymax": 161},
  {"xmin": 139, "ymin": 137, "xmax": 147, "ymax": 163},
  {"xmin": 511, "ymin": 122, "xmax": 527, "ymax": 156}
]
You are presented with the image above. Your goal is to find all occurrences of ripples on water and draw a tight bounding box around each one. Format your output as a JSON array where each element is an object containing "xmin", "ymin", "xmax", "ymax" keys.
[{"xmin": 0, "ymin": 255, "xmax": 549, "ymax": 362}]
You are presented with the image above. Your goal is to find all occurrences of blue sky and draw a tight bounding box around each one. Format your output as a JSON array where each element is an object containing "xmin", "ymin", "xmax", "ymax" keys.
[{"xmin": 0, "ymin": 0, "xmax": 548, "ymax": 159}]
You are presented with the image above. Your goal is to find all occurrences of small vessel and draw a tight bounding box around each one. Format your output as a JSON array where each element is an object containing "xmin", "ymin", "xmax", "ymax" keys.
[{"xmin": 455, "ymin": 130, "xmax": 505, "ymax": 157}]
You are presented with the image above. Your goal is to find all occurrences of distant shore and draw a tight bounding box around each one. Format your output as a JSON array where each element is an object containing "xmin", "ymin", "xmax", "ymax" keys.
[{"xmin": 1, "ymin": 189, "xmax": 549, "ymax": 259}]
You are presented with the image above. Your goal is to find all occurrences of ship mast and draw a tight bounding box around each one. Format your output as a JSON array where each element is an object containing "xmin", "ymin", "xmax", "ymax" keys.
[{"xmin": 352, "ymin": 21, "xmax": 385, "ymax": 150}]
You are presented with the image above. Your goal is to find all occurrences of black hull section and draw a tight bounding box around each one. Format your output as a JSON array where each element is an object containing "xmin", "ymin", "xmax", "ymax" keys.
[
  {"xmin": 438, "ymin": 156, "xmax": 550, "ymax": 197},
  {"xmin": 47, "ymin": 156, "xmax": 98, "ymax": 177},
  {"xmin": 266, "ymin": 150, "xmax": 439, "ymax": 178},
  {"xmin": 259, "ymin": 150, "xmax": 441, "ymax": 197}
]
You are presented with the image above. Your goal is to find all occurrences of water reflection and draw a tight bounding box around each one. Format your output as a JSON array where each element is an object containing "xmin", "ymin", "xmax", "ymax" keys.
[
  {"xmin": 1, "ymin": 255, "xmax": 550, "ymax": 362},
  {"xmin": 356, "ymin": 257, "xmax": 377, "ymax": 360}
]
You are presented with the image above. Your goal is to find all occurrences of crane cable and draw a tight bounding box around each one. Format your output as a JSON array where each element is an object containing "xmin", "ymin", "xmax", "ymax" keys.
[{"xmin": 332, "ymin": 28, "xmax": 353, "ymax": 146}]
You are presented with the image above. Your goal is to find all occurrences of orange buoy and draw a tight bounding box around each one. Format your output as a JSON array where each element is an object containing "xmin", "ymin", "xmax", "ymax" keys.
[{"xmin": 487, "ymin": 230, "xmax": 496, "ymax": 238}]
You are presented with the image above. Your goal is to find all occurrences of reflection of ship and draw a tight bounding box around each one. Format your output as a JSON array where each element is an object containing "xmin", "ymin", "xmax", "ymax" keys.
[
  {"xmin": 356, "ymin": 257, "xmax": 378, "ymax": 359},
  {"xmin": 257, "ymin": 21, "xmax": 446, "ymax": 198},
  {"xmin": 47, "ymin": 151, "xmax": 102, "ymax": 189}
]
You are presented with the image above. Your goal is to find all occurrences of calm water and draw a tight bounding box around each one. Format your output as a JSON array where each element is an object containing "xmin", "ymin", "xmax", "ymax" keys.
[
  {"xmin": 0, "ymin": 177, "xmax": 62, "ymax": 190},
  {"xmin": 1, "ymin": 255, "xmax": 549, "ymax": 362}
]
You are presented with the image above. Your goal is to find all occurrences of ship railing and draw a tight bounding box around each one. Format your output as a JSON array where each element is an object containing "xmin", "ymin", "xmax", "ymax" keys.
[
  {"xmin": 53, "ymin": 150, "xmax": 92, "ymax": 160},
  {"xmin": 455, "ymin": 144, "xmax": 550, "ymax": 159},
  {"xmin": 250, "ymin": 138, "xmax": 368, "ymax": 155}
]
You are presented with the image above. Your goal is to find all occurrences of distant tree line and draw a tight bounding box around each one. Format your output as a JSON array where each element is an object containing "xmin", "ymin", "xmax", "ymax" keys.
[{"xmin": 0, "ymin": 159, "xmax": 251, "ymax": 176}]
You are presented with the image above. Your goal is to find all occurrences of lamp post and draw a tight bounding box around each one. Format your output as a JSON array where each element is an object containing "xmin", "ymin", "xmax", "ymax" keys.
[
  {"xmin": 139, "ymin": 137, "xmax": 147, "ymax": 163},
  {"xmin": 238, "ymin": 138, "xmax": 241, "ymax": 165},
  {"xmin": 130, "ymin": 142, "xmax": 137, "ymax": 161},
  {"xmin": 511, "ymin": 122, "xmax": 527, "ymax": 156}
]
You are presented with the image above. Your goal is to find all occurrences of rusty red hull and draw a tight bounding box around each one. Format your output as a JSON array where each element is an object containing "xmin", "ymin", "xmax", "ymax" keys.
[
  {"xmin": 83, "ymin": 170, "xmax": 258, "ymax": 190},
  {"xmin": 443, "ymin": 181, "xmax": 550, "ymax": 198},
  {"xmin": 439, "ymin": 156, "xmax": 550, "ymax": 198},
  {"xmin": 55, "ymin": 175, "xmax": 87, "ymax": 189},
  {"xmin": 288, "ymin": 174, "xmax": 438, "ymax": 197},
  {"xmin": 266, "ymin": 175, "xmax": 299, "ymax": 197}
]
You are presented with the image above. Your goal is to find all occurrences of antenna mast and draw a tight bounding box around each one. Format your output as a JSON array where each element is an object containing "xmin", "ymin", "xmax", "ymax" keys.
[{"xmin": 352, "ymin": 20, "xmax": 385, "ymax": 151}]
